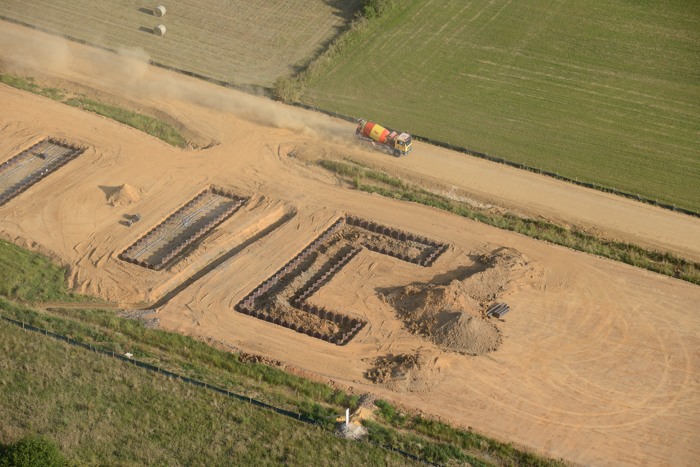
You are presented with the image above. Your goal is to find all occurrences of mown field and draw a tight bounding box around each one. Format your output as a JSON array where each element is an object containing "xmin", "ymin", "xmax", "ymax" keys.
[
  {"xmin": 300, "ymin": 0, "xmax": 700, "ymax": 212},
  {"xmin": 0, "ymin": 0, "xmax": 360, "ymax": 87}
]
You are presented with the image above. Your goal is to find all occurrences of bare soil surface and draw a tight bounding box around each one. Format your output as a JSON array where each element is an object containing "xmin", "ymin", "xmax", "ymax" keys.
[{"xmin": 1, "ymin": 23, "xmax": 699, "ymax": 466}]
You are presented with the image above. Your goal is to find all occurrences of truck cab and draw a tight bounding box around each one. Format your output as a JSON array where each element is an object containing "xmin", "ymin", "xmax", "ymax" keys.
[{"xmin": 394, "ymin": 133, "xmax": 412, "ymax": 156}]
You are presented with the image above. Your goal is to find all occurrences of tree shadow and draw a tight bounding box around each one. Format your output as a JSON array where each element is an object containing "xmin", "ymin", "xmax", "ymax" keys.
[{"xmin": 322, "ymin": 0, "xmax": 363, "ymax": 21}]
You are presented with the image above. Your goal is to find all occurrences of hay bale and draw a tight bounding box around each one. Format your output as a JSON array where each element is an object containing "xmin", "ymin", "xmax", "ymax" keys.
[
  {"xmin": 154, "ymin": 5, "xmax": 166, "ymax": 17},
  {"xmin": 154, "ymin": 24, "xmax": 166, "ymax": 36}
]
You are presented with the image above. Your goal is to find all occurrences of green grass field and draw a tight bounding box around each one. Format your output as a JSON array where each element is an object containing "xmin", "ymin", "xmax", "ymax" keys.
[
  {"xmin": 0, "ymin": 321, "xmax": 415, "ymax": 466},
  {"xmin": 301, "ymin": 0, "xmax": 700, "ymax": 211}
]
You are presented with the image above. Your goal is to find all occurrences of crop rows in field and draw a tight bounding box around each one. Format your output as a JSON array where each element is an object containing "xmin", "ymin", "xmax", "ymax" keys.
[
  {"xmin": 301, "ymin": 0, "xmax": 700, "ymax": 212},
  {"xmin": 0, "ymin": 0, "xmax": 361, "ymax": 87}
]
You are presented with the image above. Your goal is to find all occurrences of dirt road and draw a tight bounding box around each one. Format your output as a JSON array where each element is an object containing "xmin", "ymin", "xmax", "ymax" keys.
[{"xmin": 1, "ymin": 23, "xmax": 699, "ymax": 466}]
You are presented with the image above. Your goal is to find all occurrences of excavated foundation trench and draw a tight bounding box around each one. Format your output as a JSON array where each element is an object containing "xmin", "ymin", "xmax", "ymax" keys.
[
  {"xmin": 0, "ymin": 138, "xmax": 85, "ymax": 206},
  {"xmin": 119, "ymin": 186, "xmax": 247, "ymax": 270},
  {"xmin": 235, "ymin": 216, "xmax": 448, "ymax": 345}
]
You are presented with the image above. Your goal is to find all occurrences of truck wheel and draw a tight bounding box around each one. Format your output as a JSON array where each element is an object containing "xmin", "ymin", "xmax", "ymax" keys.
[{"xmin": 393, "ymin": 149, "xmax": 400, "ymax": 157}]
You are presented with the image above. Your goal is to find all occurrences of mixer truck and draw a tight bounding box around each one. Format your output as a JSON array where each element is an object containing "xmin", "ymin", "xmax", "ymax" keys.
[{"xmin": 356, "ymin": 119, "xmax": 412, "ymax": 157}]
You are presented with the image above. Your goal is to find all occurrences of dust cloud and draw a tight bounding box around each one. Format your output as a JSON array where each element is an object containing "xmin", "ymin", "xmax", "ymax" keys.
[{"xmin": 0, "ymin": 26, "xmax": 350, "ymax": 141}]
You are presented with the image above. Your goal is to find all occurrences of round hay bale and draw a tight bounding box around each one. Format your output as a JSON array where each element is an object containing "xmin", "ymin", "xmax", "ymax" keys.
[
  {"xmin": 154, "ymin": 24, "xmax": 166, "ymax": 36},
  {"xmin": 154, "ymin": 5, "xmax": 166, "ymax": 17}
]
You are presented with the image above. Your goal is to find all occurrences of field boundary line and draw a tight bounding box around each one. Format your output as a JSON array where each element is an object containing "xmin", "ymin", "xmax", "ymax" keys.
[{"xmin": 0, "ymin": 311, "xmax": 439, "ymax": 466}]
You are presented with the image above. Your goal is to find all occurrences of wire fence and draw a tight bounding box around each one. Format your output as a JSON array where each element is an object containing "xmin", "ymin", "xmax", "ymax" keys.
[{"xmin": 0, "ymin": 312, "xmax": 437, "ymax": 466}]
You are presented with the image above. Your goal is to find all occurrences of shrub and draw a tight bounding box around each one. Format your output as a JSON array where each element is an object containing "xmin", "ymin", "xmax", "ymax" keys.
[
  {"xmin": 361, "ymin": 0, "xmax": 395, "ymax": 19},
  {"xmin": 271, "ymin": 76, "xmax": 302, "ymax": 103},
  {"xmin": 0, "ymin": 435, "xmax": 66, "ymax": 467}
]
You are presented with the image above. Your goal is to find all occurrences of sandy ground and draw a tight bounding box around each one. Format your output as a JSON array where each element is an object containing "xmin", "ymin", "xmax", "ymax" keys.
[{"xmin": 1, "ymin": 23, "xmax": 699, "ymax": 466}]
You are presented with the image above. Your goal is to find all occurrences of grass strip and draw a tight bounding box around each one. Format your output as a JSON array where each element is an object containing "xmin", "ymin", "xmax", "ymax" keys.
[
  {"xmin": 363, "ymin": 419, "xmax": 494, "ymax": 466},
  {"xmin": 0, "ymin": 239, "xmax": 92, "ymax": 303},
  {"xmin": 319, "ymin": 159, "xmax": 700, "ymax": 285},
  {"xmin": 64, "ymin": 96, "xmax": 186, "ymax": 148},
  {"xmin": 1, "ymin": 72, "xmax": 186, "ymax": 148},
  {"xmin": 0, "ymin": 74, "xmax": 64, "ymax": 101},
  {"xmin": 372, "ymin": 400, "xmax": 564, "ymax": 466},
  {"xmin": 0, "ymin": 298, "xmax": 356, "ymax": 418}
]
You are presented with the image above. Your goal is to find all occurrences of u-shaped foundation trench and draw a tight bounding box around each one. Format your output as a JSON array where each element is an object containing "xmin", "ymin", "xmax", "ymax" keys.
[{"xmin": 235, "ymin": 216, "xmax": 449, "ymax": 345}]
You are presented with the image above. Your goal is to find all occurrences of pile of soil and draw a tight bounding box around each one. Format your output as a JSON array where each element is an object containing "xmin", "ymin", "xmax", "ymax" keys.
[
  {"xmin": 381, "ymin": 247, "xmax": 533, "ymax": 355},
  {"xmin": 462, "ymin": 247, "xmax": 532, "ymax": 303},
  {"xmin": 365, "ymin": 352, "xmax": 444, "ymax": 393},
  {"xmin": 107, "ymin": 183, "xmax": 140, "ymax": 207},
  {"xmin": 432, "ymin": 311, "xmax": 500, "ymax": 355}
]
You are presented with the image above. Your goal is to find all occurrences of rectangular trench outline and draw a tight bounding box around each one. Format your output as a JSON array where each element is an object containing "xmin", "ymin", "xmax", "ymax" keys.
[
  {"xmin": 119, "ymin": 186, "xmax": 248, "ymax": 271},
  {"xmin": 0, "ymin": 138, "xmax": 86, "ymax": 207}
]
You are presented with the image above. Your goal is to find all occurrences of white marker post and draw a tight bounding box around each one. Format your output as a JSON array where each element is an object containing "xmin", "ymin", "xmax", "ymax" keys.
[{"xmin": 345, "ymin": 408, "xmax": 350, "ymax": 427}]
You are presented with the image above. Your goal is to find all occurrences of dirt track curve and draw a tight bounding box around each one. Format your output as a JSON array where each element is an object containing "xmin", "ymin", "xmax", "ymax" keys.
[{"xmin": 1, "ymin": 22, "xmax": 699, "ymax": 466}]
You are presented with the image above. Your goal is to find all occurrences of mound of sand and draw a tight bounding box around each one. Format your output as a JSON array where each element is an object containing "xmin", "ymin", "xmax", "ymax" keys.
[
  {"xmin": 432, "ymin": 311, "xmax": 500, "ymax": 355},
  {"xmin": 462, "ymin": 247, "xmax": 532, "ymax": 303},
  {"xmin": 381, "ymin": 247, "xmax": 534, "ymax": 355},
  {"xmin": 365, "ymin": 351, "xmax": 444, "ymax": 393},
  {"xmin": 106, "ymin": 183, "xmax": 140, "ymax": 207}
]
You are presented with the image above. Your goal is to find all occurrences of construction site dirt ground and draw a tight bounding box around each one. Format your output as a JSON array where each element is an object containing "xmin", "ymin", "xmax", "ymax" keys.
[{"xmin": 1, "ymin": 23, "xmax": 699, "ymax": 466}]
